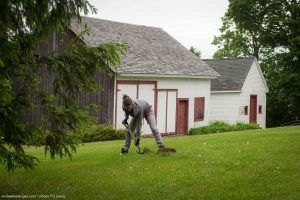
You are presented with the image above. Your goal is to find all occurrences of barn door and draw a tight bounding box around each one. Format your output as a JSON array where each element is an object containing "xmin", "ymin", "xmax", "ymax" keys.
[
  {"xmin": 115, "ymin": 81, "xmax": 156, "ymax": 134},
  {"xmin": 116, "ymin": 84, "xmax": 137, "ymax": 129},
  {"xmin": 176, "ymin": 99, "xmax": 188, "ymax": 134},
  {"xmin": 249, "ymin": 95, "xmax": 257, "ymax": 124},
  {"xmin": 138, "ymin": 84, "xmax": 155, "ymax": 134}
]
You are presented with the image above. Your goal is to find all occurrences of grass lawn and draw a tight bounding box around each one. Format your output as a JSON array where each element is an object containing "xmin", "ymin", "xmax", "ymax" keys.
[{"xmin": 1, "ymin": 126, "xmax": 300, "ymax": 200}]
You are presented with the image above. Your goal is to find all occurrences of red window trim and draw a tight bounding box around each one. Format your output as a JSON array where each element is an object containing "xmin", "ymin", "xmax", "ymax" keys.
[{"xmin": 194, "ymin": 97, "xmax": 205, "ymax": 122}]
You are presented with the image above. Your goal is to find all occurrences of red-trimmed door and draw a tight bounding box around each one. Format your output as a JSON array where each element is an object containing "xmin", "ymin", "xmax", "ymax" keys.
[
  {"xmin": 176, "ymin": 99, "xmax": 188, "ymax": 134},
  {"xmin": 249, "ymin": 95, "xmax": 257, "ymax": 124}
]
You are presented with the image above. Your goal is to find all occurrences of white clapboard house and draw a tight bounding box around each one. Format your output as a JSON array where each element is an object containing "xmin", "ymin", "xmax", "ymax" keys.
[
  {"xmin": 71, "ymin": 17, "xmax": 219, "ymax": 135},
  {"xmin": 203, "ymin": 57, "xmax": 269, "ymax": 128}
]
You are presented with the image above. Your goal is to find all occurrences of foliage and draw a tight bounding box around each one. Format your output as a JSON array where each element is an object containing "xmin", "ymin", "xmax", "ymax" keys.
[
  {"xmin": 28, "ymin": 125, "xmax": 127, "ymax": 144},
  {"xmin": 212, "ymin": 0, "xmax": 300, "ymax": 127},
  {"xmin": 81, "ymin": 124, "xmax": 127, "ymax": 143},
  {"xmin": 189, "ymin": 46, "xmax": 201, "ymax": 58},
  {"xmin": 189, "ymin": 121, "xmax": 261, "ymax": 135},
  {"xmin": 211, "ymin": 15, "xmax": 262, "ymax": 59},
  {"xmin": 0, "ymin": 1, "xmax": 128, "ymax": 171}
]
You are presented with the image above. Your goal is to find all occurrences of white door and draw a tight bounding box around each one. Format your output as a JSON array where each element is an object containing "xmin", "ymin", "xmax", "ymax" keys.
[
  {"xmin": 139, "ymin": 84, "xmax": 155, "ymax": 134},
  {"xmin": 167, "ymin": 91, "xmax": 177, "ymax": 133},
  {"xmin": 116, "ymin": 83, "xmax": 155, "ymax": 135},
  {"xmin": 116, "ymin": 84, "xmax": 137, "ymax": 129},
  {"xmin": 156, "ymin": 91, "xmax": 177, "ymax": 134},
  {"xmin": 157, "ymin": 92, "xmax": 167, "ymax": 133}
]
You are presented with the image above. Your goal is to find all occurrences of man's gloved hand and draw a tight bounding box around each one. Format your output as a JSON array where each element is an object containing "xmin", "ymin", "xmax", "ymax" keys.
[
  {"xmin": 134, "ymin": 138, "xmax": 140, "ymax": 146},
  {"xmin": 122, "ymin": 119, "xmax": 128, "ymax": 128}
]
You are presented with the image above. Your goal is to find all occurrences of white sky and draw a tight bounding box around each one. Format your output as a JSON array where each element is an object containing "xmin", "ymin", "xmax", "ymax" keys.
[{"xmin": 85, "ymin": 0, "xmax": 229, "ymax": 59}]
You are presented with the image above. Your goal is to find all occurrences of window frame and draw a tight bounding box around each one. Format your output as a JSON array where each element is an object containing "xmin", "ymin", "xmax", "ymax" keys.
[
  {"xmin": 244, "ymin": 106, "xmax": 248, "ymax": 115},
  {"xmin": 194, "ymin": 97, "xmax": 205, "ymax": 122},
  {"xmin": 258, "ymin": 105, "xmax": 262, "ymax": 114}
]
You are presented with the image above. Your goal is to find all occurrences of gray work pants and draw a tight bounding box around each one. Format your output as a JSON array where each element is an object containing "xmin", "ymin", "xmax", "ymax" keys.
[{"xmin": 123, "ymin": 110, "xmax": 164, "ymax": 150}]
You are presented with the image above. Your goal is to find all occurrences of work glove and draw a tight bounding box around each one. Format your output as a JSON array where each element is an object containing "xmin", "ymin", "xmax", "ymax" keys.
[
  {"xmin": 122, "ymin": 119, "xmax": 128, "ymax": 128},
  {"xmin": 134, "ymin": 138, "xmax": 140, "ymax": 146}
]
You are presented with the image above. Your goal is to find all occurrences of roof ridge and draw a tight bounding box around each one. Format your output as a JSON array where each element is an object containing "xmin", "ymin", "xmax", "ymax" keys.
[
  {"xmin": 80, "ymin": 16, "xmax": 163, "ymax": 30},
  {"xmin": 202, "ymin": 57, "xmax": 255, "ymax": 61}
]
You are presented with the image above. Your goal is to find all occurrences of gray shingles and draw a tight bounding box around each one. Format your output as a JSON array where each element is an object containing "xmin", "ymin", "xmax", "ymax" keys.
[
  {"xmin": 203, "ymin": 57, "xmax": 255, "ymax": 91},
  {"xmin": 71, "ymin": 17, "xmax": 219, "ymax": 77}
]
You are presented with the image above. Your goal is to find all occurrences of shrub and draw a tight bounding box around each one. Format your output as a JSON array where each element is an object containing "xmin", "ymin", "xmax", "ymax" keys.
[
  {"xmin": 189, "ymin": 122, "xmax": 261, "ymax": 135},
  {"xmin": 210, "ymin": 121, "xmax": 230, "ymax": 126},
  {"xmin": 82, "ymin": 124, "xmax": 127, "ymax": 143},
  {"xmin": 27, "ymin": 124, "xmax": 128, "ymax": 145}
]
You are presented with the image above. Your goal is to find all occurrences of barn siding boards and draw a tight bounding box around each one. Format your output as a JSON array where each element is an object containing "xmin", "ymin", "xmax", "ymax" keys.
[
  {"xmin": 35, "ymin": 29, "xmax": 77, "ymax": 57},
  {"xmin": 24, "ymin": 30, "xmax": 115, "ymax": 125}
]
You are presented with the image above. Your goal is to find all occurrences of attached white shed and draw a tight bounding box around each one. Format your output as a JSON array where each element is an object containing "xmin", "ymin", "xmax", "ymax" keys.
[{"xmin": 204, "ymin": 57, "xmax": 269, "ymax": 128}]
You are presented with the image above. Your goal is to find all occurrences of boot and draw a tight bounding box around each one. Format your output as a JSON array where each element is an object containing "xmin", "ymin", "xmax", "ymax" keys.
[{"xmin": 120, "ymin": 147, "xmax": 128, "ymax": 154}]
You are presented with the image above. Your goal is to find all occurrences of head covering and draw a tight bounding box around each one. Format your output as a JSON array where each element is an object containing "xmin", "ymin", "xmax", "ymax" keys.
[{"xmin": 122, "ymin": 94, "xmax": 133, "ymax": 107}]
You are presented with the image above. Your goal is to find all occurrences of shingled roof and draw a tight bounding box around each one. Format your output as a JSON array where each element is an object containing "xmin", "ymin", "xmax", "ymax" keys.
[
  {"xmin": 203, "ymin": 57, "xmax": 255, "ymax": 91},
  {"xmin": 70, "ymin": 17, "xmax": 219, "ymax": 78}
]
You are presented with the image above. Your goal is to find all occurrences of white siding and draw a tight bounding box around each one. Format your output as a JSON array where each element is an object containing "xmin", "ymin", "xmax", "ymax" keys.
[
  {"xmin": 116, "ymin": 76, "xmax": 211, "ymax": 133},
  {"xmin": 209, "ymin": 93, "xmax": 240, "ymax": 124},
  {"xmin": 239, "ymin": 61, "xmax": 268, "ymax": 128},
  {"xmin": 167, "ymin": 91, "xmax": 177, "ymax": 132},
  {"xmin": 157, "ymin": 92, "xmax": 167, "ymax": 133}
]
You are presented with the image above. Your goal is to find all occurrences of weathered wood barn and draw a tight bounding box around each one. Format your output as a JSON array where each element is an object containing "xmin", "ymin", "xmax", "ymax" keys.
[
  {"xmin": 29, "ymin": 28, "xmax": 115, "ymax": 124},
  {"xmin": 203, "ymin": 57, "xmax": 269, "ymax": 128}
]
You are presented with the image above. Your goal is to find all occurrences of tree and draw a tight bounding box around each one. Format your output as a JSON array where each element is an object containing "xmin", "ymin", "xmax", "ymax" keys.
[
  {"xmin": 212, "ymin": 0, "xmax": 300, "ymax": 127},
  {"xmin": 0, "ymin": 1, "xmax": 127, "ymax": 171},
  {"xmin": 211, "ymin": 15, "xmax": 263, "ymax": 59},
  {"xmin": 189, "ymin": 46, "xmax": 202, "ymax": 58}
]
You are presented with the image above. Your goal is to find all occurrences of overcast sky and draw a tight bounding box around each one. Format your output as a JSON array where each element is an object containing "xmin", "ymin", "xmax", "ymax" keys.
[{"xmin": 85, "ymin": 0, "xmax": 229, "ymax": 59}]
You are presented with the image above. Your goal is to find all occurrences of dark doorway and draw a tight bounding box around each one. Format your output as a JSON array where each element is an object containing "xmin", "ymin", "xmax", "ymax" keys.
[
  {"xmin": 249, "ymin": 95, "xmax": 257, "ymax": 124},
  {"xmin": 176, "ymin": 99, "xmax": 189, "ymax": 134}
]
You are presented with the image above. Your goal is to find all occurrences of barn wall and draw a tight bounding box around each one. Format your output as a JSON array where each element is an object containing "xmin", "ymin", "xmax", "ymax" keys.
[
  {"xmin": 156, "ymin": 78, "xmax": 211, "ymax": 129},
  {"xmin": 209, "ymin": 93, "xmax": 241, "ymax": 124},
  {"xmin": 239, "ymin": 62, "xmax": 268, "ymax": 128},
  {"xmin": 24, "ymin": 30, "xmax": 115, "ymax": 125},
  {"xmin": 115, "ymin": 76, "xmax": 211, "ymax": 134}
]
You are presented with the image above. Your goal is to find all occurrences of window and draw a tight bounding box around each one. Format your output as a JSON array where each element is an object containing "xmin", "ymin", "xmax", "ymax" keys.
[
  {"xmin": 194, "ymin": 97, "xmax": 205, "ymax": 121},
  {"xmin": 244, "ymin": 106, "xmax": 248, "ymax": 115},
  {"xmin": 258, "ymin": 105, "xmax": 262, "ymax": 114}
]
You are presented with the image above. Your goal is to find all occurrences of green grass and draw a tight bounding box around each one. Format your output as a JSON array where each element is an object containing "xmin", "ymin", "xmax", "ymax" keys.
[{"xmin": 1, "ymin": 126, "xmax": 300, "ymax": 200}]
